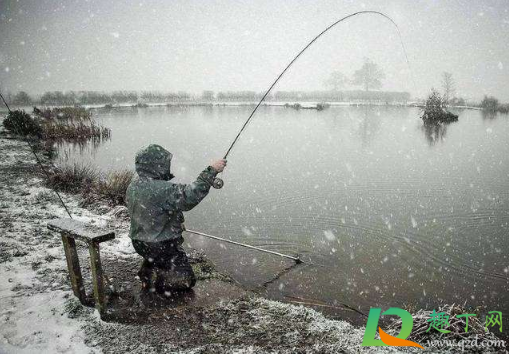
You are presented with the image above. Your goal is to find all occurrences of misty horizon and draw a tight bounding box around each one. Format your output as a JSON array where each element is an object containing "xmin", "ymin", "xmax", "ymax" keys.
[{"xmin": 1, "ymin": 0, "xmax": 509, "ymax": 101}]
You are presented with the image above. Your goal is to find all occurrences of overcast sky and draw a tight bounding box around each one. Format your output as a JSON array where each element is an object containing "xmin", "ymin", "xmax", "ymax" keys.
[{"xmin": 1, "ymin": 0, "xmax": 508, "ymax": 101}]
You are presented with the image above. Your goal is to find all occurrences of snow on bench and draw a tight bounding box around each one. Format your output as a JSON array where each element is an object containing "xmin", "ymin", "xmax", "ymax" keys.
[
  {"xmin": 47, "ymin": 218, "xmax": 116, "ymax": 319},
  {"xmin": 47, "ymin": 218, "xmax": 115, "ymax": 243}
]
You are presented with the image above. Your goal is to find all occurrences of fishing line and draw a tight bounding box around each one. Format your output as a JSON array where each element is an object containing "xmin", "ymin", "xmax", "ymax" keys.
[{"xmin": 213, "ymin": 10, "xmax": 415, "ymax": 188}]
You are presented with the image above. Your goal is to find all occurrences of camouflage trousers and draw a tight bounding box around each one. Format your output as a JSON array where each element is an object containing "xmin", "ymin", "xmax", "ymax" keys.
[{"xmin": 132, "ymin": 238, "xmax": 196, "ymax": 292}]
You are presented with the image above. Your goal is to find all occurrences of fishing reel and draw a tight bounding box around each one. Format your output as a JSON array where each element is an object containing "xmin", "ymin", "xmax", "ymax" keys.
[{"xmin": 212, "ymin": 177, "xmax": 224, "ymax": 189}]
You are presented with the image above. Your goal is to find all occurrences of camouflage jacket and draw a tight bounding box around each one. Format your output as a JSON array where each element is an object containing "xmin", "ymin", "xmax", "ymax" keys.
[{"xmin": 126, "ymin": 144, "xmax": 217, "ymax": 243}]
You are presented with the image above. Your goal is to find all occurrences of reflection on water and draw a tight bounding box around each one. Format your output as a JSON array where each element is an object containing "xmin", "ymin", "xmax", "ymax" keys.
[
  {"xmin": 57, "ymin": 106, "xmax": 509, "ymax": 326},
  {"xmin": 55, "ymin": 136, "xmax": 106, "ymax": 163},
  {"xmin": 421, "ymin": 122, "xmax": 450, "ymax": 146},
  {"xmin": 481, "ymin": 109, "xmax": 498, "ymax": 120},
  {"xmin": 357, "ymin": 106, "xmax": 382, "ymax": 146}
]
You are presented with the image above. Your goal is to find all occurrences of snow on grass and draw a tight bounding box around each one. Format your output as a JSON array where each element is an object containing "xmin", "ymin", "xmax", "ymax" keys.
[
  {"xmin": 0, "ymin": 133, "xmax": 102, "ymax": 353},
  {"xmin": 0, "ymin": 256, "xmax": 96, "ymax": 354}
]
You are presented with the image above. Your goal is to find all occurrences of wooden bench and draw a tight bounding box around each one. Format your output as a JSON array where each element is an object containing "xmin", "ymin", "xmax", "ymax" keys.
[{"xmin": 47, "ymin": 218, "xmax": 115, "ymax": 318}]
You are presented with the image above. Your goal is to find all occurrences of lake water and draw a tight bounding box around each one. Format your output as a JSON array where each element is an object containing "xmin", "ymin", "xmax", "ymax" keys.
[{"xmin": 57, "ymin": 105, "xmax": 509, "ymax": 324}]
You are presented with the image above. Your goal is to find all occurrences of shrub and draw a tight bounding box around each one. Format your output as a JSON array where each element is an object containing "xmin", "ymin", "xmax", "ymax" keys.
[
  {"xmin": 3, "ymin": 110, "xmax": 43, "ymax": 137},
  {"xmin": 479, "ymin": 96, "xmax": 509, "ymax": 114},
  {"xmin": 421, "ymin": 90, "xmax": 458, "ymax": 124},
  {"xmin": 480, "ymin": 95, "xmax": 499, "ymax": 111},
  {"xmin": 316, "ymin": 103, "xmax": 330, "ymax": 111},
  {"xmin": 498, "ymin": 103, "xmax": 509, "ymax": 114},
  {"xmin": 33, "ymin": 106, "xmax": 91, "ymax": 120}
]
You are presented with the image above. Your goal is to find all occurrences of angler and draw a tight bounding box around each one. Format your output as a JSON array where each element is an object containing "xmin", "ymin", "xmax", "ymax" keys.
[{"xmin": 125, "ymin": 144, "xmax": 226, "ymax": 293}]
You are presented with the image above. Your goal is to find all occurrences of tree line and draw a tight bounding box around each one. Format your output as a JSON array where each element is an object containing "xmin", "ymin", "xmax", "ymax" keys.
[
  {"xmin": 4, "ymin": 88, "xmax": 413, "ymax": 105},
  {"xmin": 4, "ymin": 90, "xmax": 194, "ymax": 106},
  {"xmin": 5, "ymin": 63, "xmax": 505, "ymax": 108}
]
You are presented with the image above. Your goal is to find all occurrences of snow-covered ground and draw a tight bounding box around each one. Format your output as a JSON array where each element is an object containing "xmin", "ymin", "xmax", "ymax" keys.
[
  {"xmin": 0, "ymin": 128, "xmax": 502, "ymax": 353},
  {"xmin": 0, "ymin": 136, "xmax": 102, "ymax": 353}
]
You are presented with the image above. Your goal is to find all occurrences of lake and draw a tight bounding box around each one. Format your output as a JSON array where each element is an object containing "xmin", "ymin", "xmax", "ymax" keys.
[{"xmin": 57, "ymin": 105, "xmax": 509, "ymax": 324}]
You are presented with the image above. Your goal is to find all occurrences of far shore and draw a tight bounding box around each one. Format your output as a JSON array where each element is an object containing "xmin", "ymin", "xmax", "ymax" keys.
[{"xmin": 1, "ymin": 100, "xmax": 483, "ymax": 113}]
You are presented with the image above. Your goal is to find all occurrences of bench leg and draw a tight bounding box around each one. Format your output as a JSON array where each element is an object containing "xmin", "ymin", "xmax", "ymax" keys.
[
  {"xmin": 88, "ymin": 241, "xmax": 107, "ymax": 317},
  {"xmin": 61, "ymin": 234, "xmax": 86, "ymax": 304}
]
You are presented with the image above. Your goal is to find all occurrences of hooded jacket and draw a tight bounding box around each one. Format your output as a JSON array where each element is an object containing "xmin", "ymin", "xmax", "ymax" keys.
[{"xmin": 126, "ymin": 144, "xmax": 218, "ymax": 242}]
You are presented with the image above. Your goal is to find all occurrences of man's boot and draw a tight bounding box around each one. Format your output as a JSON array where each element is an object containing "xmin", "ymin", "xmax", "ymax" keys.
[
  {"xmin": 155, "ymin": 246, "xmax": 196, "ymax": 293},
  {"xmin": 138, "ymin": 260, "xmax": 157, "ymax": 292}
]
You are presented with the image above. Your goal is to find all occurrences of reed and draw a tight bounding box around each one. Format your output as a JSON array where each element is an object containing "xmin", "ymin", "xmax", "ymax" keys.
[{"xmin": 41, "ymin": 119, "xmax": 111, "ymax": 140}]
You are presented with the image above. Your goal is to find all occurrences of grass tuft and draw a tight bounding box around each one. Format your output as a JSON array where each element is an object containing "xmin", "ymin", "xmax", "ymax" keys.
[
  {"xmin": 94, "ymin": 170, "xmax": 134, "ymax": 205},
  {"xmin": 46, "ymin": 164, "xmax": 98, "ymax": 194},
  {"xmin": 46, "ymin": 164, "xmax": 133, "ymax": 206}
]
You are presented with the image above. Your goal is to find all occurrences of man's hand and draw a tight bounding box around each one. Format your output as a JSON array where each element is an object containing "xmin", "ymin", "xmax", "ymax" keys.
[{"xmin": 211, "ymin": 159, "xmax": 227, "ymax": 173}]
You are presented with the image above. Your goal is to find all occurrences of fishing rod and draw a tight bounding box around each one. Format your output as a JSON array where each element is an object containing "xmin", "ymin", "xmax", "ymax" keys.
[
  {"xmin": 185, "ymin": 228, "xmax": 303, "ymax": 264},
  {"xmin": 0, "ymin": 92, "xmax": 11, "ymax": 112},
  {"xmin": 211, "ymin": 10, "xmax": 414, "ymax": 189}
]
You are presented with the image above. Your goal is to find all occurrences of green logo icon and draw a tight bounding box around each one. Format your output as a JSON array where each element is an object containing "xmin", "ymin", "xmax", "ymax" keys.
[{"xmin": 362, "ymin": 307, "xmax": 423, "ymax": 349}]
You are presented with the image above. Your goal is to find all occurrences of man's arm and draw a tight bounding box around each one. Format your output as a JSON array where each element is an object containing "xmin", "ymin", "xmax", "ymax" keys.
[{"xmin": 175, "ymin": 159, "xmax": 226, "ymax": 211}]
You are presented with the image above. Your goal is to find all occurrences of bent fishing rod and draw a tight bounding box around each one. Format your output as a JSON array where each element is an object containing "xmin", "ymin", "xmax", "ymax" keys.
[{"xmin": 211, "ymin": 10, "xmax": 413, "ymax": 189}]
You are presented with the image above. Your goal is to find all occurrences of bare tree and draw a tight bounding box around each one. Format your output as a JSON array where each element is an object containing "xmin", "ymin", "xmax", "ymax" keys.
[
  {"xmin": 324, "ymin": 71, "xmax": 348, "ymax": 91},
  {"xmin": 201, "ymin": 90, "xmax": 214, "ymax": 101},
  {"xmin": 352, "ymin": 58, "xmax": 385, "ymax": 92},
  {"xmin": 12, "ymin": 91, "xmax": 32, "ymax": 105},
  {"xmin": 442, "ymin": 72, "xmax": 455, "ymax": 104}
]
